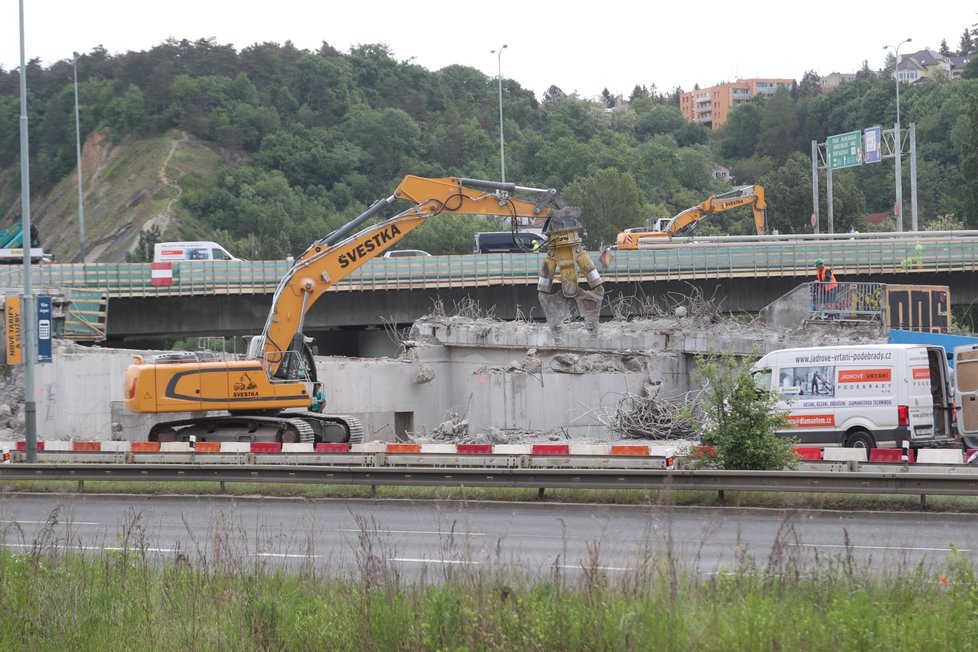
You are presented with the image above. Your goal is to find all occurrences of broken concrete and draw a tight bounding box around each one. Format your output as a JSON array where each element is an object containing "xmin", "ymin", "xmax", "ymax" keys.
[{"xmin": 0, "ymin": 313, "xmax": 888, "ymax": 444}]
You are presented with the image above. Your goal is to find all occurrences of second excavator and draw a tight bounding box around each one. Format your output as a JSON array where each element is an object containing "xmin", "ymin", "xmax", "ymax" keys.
[
  {"xmin": 616, "ymin": 184, "xmax": 767, "ymax": 249},
  {"xmin": 124, "ymin": 175, "xmax": 604, "ymax": 444}
]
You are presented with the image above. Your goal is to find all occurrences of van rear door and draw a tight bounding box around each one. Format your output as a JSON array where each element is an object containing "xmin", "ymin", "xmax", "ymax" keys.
[{"xmin": 955, "ymin": 344, "xmax": 978, "ymax": 449}]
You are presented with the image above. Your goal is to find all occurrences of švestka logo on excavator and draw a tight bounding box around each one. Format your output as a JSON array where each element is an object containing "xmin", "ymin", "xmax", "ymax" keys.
[{"xmin": 338, "ymin": 224, "xmax": 403, "ymax": 268}]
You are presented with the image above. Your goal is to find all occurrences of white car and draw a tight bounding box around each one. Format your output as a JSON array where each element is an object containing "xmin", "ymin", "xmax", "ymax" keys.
[{"xmin": 383, "ymin": 249, "xmax": 431, "ymax": 258}]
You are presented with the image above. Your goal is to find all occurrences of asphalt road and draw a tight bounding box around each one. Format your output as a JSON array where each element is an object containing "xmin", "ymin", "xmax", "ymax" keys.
[{"xmin": 1, "ymin": 493, "xmax": 975, "ymax": 580}]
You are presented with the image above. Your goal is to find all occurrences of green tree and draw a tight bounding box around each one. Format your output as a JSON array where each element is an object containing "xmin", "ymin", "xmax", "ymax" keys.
[
  {"xmin": 796, "ymin": 70, "xmax": 821, "ymax": 100},
  {"xmin": 756, "ymin": 88, "xmax": 798, "ymax": 164},
  {"xmin": 105, "ymin": 84, "xmax": 150, "ymax": 135},
  {"xmin": 688, "ymin": 350, "xmax": 796, "ymax": 471},
  {"xmin": 962, "ymin": 101, "xmax": 978, "ymax": 228},
  {"xmin": 562, "ymin": 168, "xmax": 644, "ymax": 248},
  {"xmin": 341, "ymin": 107, "xmax": 422, "ymax": 188},
  {"xmin": 125, "ymin": 225, "xmax": 163, "ymax": 262},
  {"xmin": 395, "ymin": 215, "xmax": 499, "ymax": 255},
  {"xmin": 717, "ymin": 101, "xmax": 763, "ymax": 159},
  {"xmin": 958, "ymin": 28, "xmax": 975, "ymax": 56},
  {"xmin": 633, "ymin": 104, "xmax": 687, "ymax": 141},
  {"xmin": 760, "ymin": 153, "xmax": 815, "ymax": 233},
  {"xmin": 963, "ymin": 55, "xmax": 978, "ymax": 80}
]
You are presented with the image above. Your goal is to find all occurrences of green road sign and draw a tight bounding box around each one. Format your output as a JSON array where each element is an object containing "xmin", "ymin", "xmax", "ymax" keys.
[{"xmin": 826, "ymin": 131, "xmax": 862, "ymax": 170}]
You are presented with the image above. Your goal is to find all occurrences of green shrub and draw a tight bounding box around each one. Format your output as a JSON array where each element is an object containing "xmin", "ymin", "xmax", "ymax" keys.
[{"xmin": 688, "ymin": 350, "xmax": 797, "ymax": 470}]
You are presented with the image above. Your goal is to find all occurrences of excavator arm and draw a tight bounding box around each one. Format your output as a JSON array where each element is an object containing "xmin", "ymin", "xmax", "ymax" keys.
[{"xmin": 256, "ymin": 175, "xmax": 597, "ymax": 375}]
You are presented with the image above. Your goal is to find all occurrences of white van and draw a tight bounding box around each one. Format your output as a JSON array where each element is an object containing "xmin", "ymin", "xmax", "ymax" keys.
[
  {"xmin": 750, "ymin": 344, "xmax": 957, "ymax": 449},
  {"xmin": 153, "ymin": 241, "xmax": 239, "ymax": 262}
]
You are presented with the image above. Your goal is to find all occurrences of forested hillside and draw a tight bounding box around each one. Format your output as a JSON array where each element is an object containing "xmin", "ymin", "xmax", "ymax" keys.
[{"xmin": 1, "ymin": 33, "xmax": 977, "ymax": 262}]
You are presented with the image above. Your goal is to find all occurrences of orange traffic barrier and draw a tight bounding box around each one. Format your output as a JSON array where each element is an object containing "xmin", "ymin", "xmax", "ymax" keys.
[
  {"xmin": 72, "ymin": 441, "xmax": 101, "ymax": 452},
  {"xmin": 611, "ymin": 445, "xmax": 649, "ymax": 457},
  {"xmin": 251, "ymin": 442, "xmax": 282, "ymax": 453},
  {"xmin": 130, "ymin": 442, "xmax": 160, "ymax": 453},
  {"xmin": 386, "ymin": 443, "xmax": 421, "ymax": 454},
  {"xmin": 193, "ymin": 442, "xmax": 221, "ymax": 453}
]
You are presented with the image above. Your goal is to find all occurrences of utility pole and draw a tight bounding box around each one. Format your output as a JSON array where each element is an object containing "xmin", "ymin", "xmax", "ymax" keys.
[
  {"xmin": 18, "ymin": 0, "xmax": 38, "ymax": 463},
  {"xmin": 490, "ymin": 44, "xmax": 507, "ymax": 184},
  {"xmin": 74, "ymin": 54, "xmax": 86, "ymax": 261}
]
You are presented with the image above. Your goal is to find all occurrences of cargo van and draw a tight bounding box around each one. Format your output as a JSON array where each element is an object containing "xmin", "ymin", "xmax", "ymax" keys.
[
  {"xmin": 955, "ymin": 344, "xmax": 978, "ymax": 449},
  {"xmin": 473, "ymin": 231, "xmax": 546, "ymax": 254},
  {"xmin": 750, "ymin": 344, "xmax": 957, "ymax": 449},
  {"xmin": 153, "ymin": 241, "xmax": 239, "ymax": 262}
]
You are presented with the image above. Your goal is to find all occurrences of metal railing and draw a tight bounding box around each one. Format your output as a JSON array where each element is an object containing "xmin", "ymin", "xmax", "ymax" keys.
[
  {"xmin": 809, "ymin": 281, "xmax": 886, "ymax": 322},
  {"xmin": 0, "ymin": 231, "xmax": 975, "ymax": 299},
  {"xmin": 1, "ymin": 464, "xmax": 978, "ymax": 505}
]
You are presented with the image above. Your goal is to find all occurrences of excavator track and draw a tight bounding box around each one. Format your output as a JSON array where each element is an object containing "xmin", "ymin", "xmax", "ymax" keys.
[{"xmin": 149, "ymin": 412, "xmax": 363, "ymax": 444}]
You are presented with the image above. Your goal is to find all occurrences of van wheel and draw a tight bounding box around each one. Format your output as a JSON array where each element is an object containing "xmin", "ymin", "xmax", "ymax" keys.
[
  {"xmin": 845, "ymin": 429, "xmax": 875, "ymax": 449},
  {"xmin": 962, "ymin": 436, "xmax": 978, "ymax": 450}
]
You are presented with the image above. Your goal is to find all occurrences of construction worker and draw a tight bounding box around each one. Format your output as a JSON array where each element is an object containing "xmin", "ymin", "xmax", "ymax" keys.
[
  {"xmin": 814, "ymin": 258, "xmax": 838, "ymax": 317},
  {"xmin": 310, "ymin": 382, "xmax": 326, "ymax": 413}
]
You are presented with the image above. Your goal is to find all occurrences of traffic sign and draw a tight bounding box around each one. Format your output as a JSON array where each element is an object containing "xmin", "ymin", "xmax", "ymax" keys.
[
  {"xmin": 37, "ymin": 295, "xmax": 52, "ymax": 363},
  {"xmin": 826, "ymin": 131, "xmax": 862, "ymax": 169},
  {"xmin": 5, "ymin": 296, "xmax": 21, "ymax": 365},
  {"xmin": 863, "ymin": 127, "xmax": 882, "ymax": 164}
]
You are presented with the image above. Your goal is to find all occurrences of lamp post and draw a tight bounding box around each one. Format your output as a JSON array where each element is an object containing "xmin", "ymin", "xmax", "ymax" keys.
[
  {"xmin": 18, "ymin": 0, "xmax": 38, "ymax": 463},
  {"xmin": 73, "ymin": 54, "xmax": 86, "ymax": 261},
  {"xmin": 884, "ymin": 37, "xmax": 911, "ymax": 231},
  {"xmin": 490, "ymin": 44, "xmax": 507, "ymax": 184}
]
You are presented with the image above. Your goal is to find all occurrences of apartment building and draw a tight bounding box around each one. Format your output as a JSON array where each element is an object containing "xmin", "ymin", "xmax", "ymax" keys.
[{"xmin": 679, "ymin": 78, "xmax": 794, "ymax": 129}]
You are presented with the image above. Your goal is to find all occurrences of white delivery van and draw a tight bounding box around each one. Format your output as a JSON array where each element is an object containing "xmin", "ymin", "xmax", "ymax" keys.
[
  {"xmin": 750, "ymin": 343, "xmax": 956, "ymax": 449},
  {"xmin": 153, "ymin": 241, "xmax": 239, "ymax": 262}
]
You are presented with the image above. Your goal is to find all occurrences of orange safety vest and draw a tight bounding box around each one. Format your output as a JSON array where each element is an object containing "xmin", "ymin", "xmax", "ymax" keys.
[{"xmin": 816, "ymin": 266, "xmax": 837, "ymax": 291}]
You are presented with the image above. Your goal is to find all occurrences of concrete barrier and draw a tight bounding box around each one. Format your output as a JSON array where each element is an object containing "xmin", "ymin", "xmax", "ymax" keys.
[
  {"xmin": 916, "ymin": 449, "xmax": 964, "ymax": 465},
  {"xmin": 822, "ymin": 448, "xmax": 868, "ymax": 462}
]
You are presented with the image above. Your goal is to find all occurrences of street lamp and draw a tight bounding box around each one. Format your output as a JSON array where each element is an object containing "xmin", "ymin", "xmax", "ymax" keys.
[
  {"xmin": 73, "ymin": 54, "xmax": 86, "ymax": 261},
  {"xmin": 490, "ymin": 44, "xmax": 507, "ymax": 183},
  {"xmin": 884, "ymin": 37, "xmax": 911, "ymax": 231}
]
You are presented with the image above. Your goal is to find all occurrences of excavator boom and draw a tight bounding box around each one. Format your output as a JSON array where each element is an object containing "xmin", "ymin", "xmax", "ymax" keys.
[{"xmin": 257, "ymin": 176, "xmax": 566, "ymax": 373}]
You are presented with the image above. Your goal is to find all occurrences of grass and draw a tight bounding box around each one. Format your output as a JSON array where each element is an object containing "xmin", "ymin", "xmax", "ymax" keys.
[{"xmin": 0, "ymin": 505, "xmax": 976, "ymax": 650}]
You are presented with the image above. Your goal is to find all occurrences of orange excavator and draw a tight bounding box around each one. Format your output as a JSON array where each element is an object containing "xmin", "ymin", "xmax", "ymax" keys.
[
  {"xmin": 123, "ymin": 175, "xmax": 604, "ymax": 444},
  {"xmin": 615, "ymin": 184, "xmax": 767, "ymax": 249}
]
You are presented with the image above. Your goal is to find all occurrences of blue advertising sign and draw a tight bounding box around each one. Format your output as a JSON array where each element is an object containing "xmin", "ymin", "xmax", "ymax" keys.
[
  {"xmin": 37, "ymin": 295, "xmax": 52, "ymax": 363},
  {"xmin": 863, "ymin": 126, "xmax": 882, "ymax": 164}
]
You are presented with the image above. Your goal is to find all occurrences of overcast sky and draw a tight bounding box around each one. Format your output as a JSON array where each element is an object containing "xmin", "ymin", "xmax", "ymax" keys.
[{"xmin": 2, "ymin": 1, "xmax": 976, "ymax": 100}]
